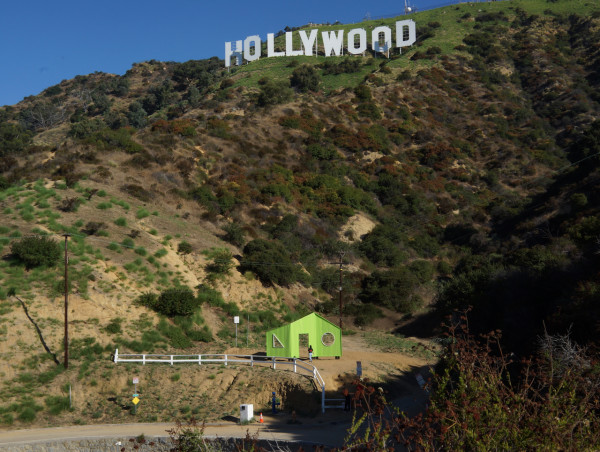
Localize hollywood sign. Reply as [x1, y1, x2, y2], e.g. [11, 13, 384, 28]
[225, 20, 417, 67]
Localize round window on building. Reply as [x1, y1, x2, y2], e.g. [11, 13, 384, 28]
[321, 332, 335, 346]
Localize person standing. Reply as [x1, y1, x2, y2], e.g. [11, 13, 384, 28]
[343, 388, 352, 411]
[308, 345, 313, 362]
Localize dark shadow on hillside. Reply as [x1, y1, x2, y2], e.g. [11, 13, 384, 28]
[393, 309, 444, 339]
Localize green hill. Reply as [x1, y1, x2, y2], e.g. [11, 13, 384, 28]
[1, 0, 600, 447]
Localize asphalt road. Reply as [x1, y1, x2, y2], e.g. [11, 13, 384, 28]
[0, 414, 351, 450]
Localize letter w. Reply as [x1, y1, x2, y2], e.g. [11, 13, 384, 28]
[321, 30, 344, 56]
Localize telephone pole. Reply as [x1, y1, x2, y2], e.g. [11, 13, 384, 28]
[330, 252, 346, 330]
[63, 234, 70, 369]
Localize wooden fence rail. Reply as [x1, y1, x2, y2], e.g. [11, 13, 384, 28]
[113, 349, 327, 413]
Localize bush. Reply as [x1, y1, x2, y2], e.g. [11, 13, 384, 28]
[203, 247, 233, 278]
[222, 222, 245, 248]
[11, 236, 61, 268]
[178, 241, 193, 255]
[45, 396, 70, 415]
[409, 260, 435, 283]
[359, 267, 419, 313]
[393, 320, 600, 450]
[257, 79, 293, 106]
[240, 239, 301, 286]
[290, 64, 321, 92]
[17, 407, 37, 423]
[105, 318, 123, 334]
[0, 123, 33, 157]
[155, 287, 199, 317]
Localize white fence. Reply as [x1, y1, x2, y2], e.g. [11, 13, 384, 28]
[113, 349, 328, 413]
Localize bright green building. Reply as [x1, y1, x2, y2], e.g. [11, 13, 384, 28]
[266, 313, 342, 358]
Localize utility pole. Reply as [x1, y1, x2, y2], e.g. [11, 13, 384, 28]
[63, 234, 70, 369]
[330, 252, 346, 330]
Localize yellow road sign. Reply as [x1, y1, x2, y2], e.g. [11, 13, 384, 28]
[132, 397, 140, 405]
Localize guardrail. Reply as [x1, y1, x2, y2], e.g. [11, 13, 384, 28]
[113, 349, 327, 413]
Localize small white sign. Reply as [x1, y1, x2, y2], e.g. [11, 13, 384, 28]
[132, 377, 139, 384]
[234, 316, 240, 324]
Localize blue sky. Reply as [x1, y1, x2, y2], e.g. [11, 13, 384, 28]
[0, 0, 448, 107]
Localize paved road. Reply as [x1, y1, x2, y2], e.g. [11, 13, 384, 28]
[0, 415, 351, 449]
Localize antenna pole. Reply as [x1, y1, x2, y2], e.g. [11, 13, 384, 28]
[63, 233, 70, 369]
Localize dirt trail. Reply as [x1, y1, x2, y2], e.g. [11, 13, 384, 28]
[311, 334, 432, 391]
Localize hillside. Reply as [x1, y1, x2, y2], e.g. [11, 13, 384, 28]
[1, 0, 600, 445]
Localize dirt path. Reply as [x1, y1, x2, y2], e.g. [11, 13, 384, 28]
[311, 334, 432, 391]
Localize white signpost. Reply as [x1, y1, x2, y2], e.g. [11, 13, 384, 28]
[132, 377, 140, 414]
[225, 20, 417, 67]
[234, 316, 240, 348]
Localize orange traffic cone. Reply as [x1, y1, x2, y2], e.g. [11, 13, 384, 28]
[259, 412, 264, 423]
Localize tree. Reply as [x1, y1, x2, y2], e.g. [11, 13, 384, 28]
[19, 101, 68, 131]
[127, 102, 147, 128]
[240, 239, 300, 286]
[0, 122, 33, 156]
[11, 236, 62, 269]
[290, 64, 321, 92]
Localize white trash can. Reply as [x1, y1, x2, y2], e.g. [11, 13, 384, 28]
[240, 404, 253, 423]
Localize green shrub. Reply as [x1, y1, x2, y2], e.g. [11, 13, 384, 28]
[177, 241, 193, 255]
[136, 208, 150, 219]
[409, 260, 435, 283]
[11, 236, 61, 268]
[121, 237, 135, 248]
[157, 318, 192, 348]
[240, 239, 301, 286]
[257, 79, 293, 106]
[1, 413, 13, 425]
[222, 222, 245, 248]
[345, 303, 384, 326]
[114, 217, 127, 227]
[105, 318, 123, 334]
[203, 248, 233, 278]
[45, 396, 70, 415]
[359, 267, 419, 313]
[186, 327, 213, 342]
[290, 64, 321, 92]
[155, 287, 199, 317]
[153, 248, 167, 258]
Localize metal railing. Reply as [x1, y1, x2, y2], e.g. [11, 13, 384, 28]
[113, 349, 327, 413]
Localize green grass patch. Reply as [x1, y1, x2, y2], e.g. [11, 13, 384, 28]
[136, 208, 150, 219]
[154, 248, 168, 258]
[134, 246, 147, 256]
[45, 396, 71, 415]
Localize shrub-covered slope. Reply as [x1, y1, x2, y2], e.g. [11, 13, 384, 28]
[1, 0, 600, 429]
